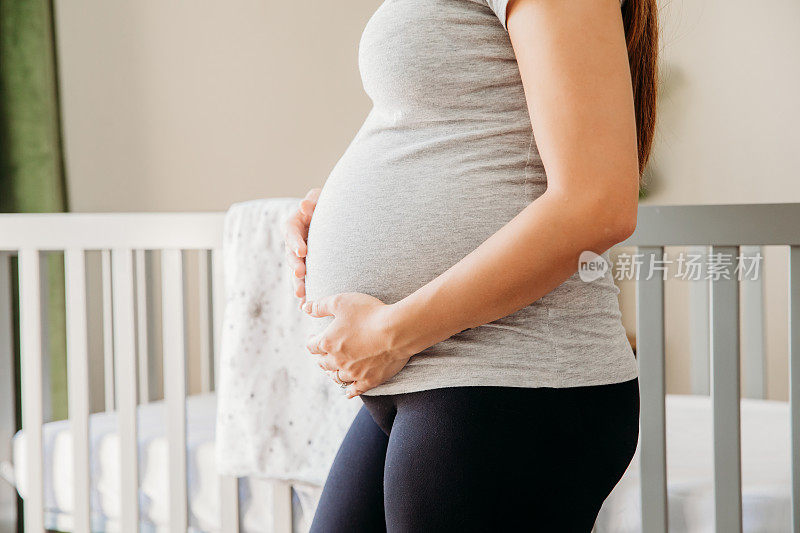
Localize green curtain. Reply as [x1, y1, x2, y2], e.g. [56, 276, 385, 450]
[0, 0, 69, 421]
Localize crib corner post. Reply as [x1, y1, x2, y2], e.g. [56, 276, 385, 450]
[0, 252, 18, 531]
[789, 245, 800, 533]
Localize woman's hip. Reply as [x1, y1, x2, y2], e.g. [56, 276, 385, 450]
[358, 379, 640, 531]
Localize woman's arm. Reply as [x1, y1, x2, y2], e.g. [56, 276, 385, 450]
[305, 0, 640, 397]
[386, 0, 640, 356]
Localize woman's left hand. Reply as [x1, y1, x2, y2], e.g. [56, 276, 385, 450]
[302, 292, 413, 398]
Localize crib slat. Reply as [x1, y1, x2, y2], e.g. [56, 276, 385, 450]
[635, 246, 668, 533]
[111, 249, 140, 533]
[101, 249, 115, 411]
[211, 248, 225, 383]
[789, 245, 800, 533]
[220, 476, 240, 533]
[38, 259, 52, 424]
[213, 248, 242, 532]
[272, 481, 293, 532]
[162, 249, 188, 532]
[740, 246, 765, 399]
[688, 246, 711, 395]
[19, 249, 45, 533]
[709, 245, 742, 533]
[65, 250, 91, 533]
[135, 250, 150, 404]
[198, 250, 213, 393]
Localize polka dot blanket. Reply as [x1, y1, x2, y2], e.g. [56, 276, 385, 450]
[214, 198, 360, 489]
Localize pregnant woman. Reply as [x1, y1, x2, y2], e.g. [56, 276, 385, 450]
[282, 0, 657, 530]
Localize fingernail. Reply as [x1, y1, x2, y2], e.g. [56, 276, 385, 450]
[302, 301, 312, 313]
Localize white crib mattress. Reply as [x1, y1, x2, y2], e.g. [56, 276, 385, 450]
[596, 394, 791, 533]
[10, 393, 790, 532]
[11, 393, 314, 533]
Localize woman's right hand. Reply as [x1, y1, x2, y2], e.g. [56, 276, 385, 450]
[281, 188, 321, 308]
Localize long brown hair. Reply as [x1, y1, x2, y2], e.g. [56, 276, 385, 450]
[622, 0, 659, 177]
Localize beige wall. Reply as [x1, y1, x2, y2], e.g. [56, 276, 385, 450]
[54, 1, 800, 400]
[55, 0, 380, 212]
[643, 0, 800, 205]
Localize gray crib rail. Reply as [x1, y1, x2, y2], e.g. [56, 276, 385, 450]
[622, 203, 800, 533]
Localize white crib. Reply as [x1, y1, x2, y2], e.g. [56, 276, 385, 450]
[0, 213, 293, 533]
[0, 203, 798, 532]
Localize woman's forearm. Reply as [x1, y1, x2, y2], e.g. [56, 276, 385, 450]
[386, 187, 636, 356]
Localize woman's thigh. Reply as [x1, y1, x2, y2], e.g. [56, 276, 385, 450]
[309, 405, 389, 533]
[378, 380, 640, 533]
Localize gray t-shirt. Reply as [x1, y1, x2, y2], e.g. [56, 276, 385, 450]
[305, 0, 638, 395]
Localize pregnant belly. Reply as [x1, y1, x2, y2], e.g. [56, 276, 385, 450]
[305, 180, 448, 305]
[304, 120, 536, 306]
[305, 171, 525, 307]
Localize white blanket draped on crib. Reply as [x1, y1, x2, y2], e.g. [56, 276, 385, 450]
[214, 198, 360, 488]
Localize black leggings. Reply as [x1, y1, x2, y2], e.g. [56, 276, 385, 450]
[310, 378, 639, 532]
